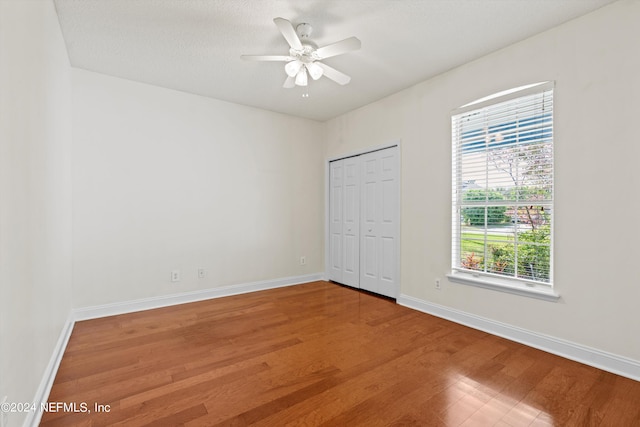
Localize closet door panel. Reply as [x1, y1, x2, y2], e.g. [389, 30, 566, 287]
[341, 157, 360, 287]
[378, 148, 399, 297]
[359, 153, 380, 293]
[359, 147, 399, 297]
[328, 161, 343, 282]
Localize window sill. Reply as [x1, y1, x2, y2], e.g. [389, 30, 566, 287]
[446, 271, 560, 302]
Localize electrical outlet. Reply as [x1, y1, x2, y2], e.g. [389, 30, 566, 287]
[300, 256, 306, 266]
[198, 268, 206, 279]
[171, 270, 180, 282]
[435, 278, 441, 290]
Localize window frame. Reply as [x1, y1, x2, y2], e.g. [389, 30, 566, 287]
[448, 81, 559, 301]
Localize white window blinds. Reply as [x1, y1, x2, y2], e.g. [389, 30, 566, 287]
[452, 82, 554, 286]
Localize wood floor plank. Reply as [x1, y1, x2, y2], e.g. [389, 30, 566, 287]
[40, 281, 640, 426]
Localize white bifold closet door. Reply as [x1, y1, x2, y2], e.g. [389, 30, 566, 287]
[329, 156, 360, 288]
[328, 146, 399, 298]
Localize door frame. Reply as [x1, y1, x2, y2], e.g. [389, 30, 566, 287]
[324, 141, 401, 296]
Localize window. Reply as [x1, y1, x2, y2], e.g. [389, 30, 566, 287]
[450, 82, 556, 299]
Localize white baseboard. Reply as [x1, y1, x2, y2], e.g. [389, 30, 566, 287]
[25, 273, 322, 427]
[24, 311, 75, 427]
[73, 273, 324, 321]
[397, 294, 640, 382]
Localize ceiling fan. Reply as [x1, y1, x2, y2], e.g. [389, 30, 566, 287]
[241, 17, 361, 88]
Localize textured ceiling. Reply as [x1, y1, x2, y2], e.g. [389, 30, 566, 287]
[54, 0, 616, 121]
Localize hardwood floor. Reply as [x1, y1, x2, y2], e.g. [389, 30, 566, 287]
[41, 281, 640, 426]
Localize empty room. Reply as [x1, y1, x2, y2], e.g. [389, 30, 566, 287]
[1, 0, 639, 426]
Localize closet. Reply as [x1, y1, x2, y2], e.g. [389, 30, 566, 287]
[328, 145, 399, 298]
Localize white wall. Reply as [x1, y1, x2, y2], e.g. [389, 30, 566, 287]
[326, 0, 640, 362]
[71, 70, 325, 307]
[0, 1, 73, 426]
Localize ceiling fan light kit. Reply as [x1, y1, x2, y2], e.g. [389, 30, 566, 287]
[241, 17, 361, 89]
[285, 60, 303, 78]
[306, 62, 324, 80]
[295, 68, 308, 86]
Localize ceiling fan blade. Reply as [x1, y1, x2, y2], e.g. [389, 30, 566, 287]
[283, 76, 296, 88]
[273, 17, 302, 50]
[315, 37, 361, 59]
[316, 62, 351, 85]
[241, 55, 292, 61]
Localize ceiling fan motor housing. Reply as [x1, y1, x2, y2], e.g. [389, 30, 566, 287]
[290, 45, 319, 63]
